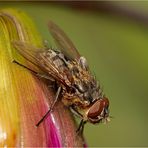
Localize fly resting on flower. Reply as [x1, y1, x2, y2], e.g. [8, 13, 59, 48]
[13, 21, 110, 133]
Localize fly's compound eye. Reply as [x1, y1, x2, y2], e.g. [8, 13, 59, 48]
[87, 97, 109, 123]
[102, 98, 109, 118]
[87, 100, 103, 119]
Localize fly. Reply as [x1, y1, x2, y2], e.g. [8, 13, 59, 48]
[13, 20, 110, 133]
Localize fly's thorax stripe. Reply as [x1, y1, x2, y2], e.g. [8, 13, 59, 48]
[44, 50, 59, 64]
[43, 49, 68, 72]
[48, 50, 57, 59]
[53, 58, 64, 68]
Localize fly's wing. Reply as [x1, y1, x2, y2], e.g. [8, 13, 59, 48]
[13, 41, 44, 67]
[48, 21, 80, 61]
[13, 41, 70, 85]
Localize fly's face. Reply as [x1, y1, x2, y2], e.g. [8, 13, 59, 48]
[86, 97, 109, 123]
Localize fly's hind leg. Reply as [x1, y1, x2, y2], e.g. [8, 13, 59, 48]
[13, 59, 61, 126]
[12, 60, 53, 81]
[35, 86, 62, 127]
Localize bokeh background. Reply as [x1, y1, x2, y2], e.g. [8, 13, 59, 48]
[0, 2, 148, 147]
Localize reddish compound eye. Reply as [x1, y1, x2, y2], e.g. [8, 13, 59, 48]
[102, 97, 109, 107]
[87, 97, 109, 119]
[87, 100, 103, 119]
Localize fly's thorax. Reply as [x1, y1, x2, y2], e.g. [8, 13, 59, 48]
[71, 66, 103, 103]
[44, 49, 67, 70]
[40, 49, 74, 86]
[78, 56, 89, 70]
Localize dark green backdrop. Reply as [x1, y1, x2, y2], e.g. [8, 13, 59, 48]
[1, 2, 148, 147]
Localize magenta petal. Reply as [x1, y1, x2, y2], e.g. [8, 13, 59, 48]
[45, 116, 62, 147]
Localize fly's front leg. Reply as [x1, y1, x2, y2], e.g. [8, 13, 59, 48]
[70, 106, 87, 134]
[70, 106, 83, 118]
[35, 86, 62, 127]
[76, 119, 86, 135]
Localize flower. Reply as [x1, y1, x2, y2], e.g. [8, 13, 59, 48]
[0, 9, 85, 147]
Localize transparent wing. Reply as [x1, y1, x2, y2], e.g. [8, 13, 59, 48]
[12, 41, 68, 85]
[48, 20, 80, 60]
[13, 41, 44, 66]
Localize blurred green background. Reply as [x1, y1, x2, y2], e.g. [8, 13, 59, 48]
[1, 2, 148, 147]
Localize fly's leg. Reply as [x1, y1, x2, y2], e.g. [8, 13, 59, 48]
[76, 119, 86, 134]
[70, 106, 87, 134]
[13, 59, 60, 126]
[70, 106, 83, 118]
[12, 60, 53, 81]
[35, 86, 62, 127]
